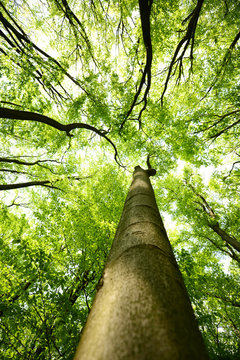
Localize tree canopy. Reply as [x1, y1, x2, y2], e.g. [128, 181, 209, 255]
[0, 0, 239, 358]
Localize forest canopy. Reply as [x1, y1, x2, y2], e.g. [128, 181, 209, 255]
[0, 0, 240, 359]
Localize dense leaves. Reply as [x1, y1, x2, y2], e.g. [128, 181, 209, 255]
[0, 0, 240, 358]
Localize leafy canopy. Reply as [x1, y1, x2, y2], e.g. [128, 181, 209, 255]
[0, 0, 240, 358]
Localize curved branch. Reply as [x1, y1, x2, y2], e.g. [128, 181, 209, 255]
[0, 107, 122, 166]
[53, 0, 97, 65]
[224, 160, 240, 179]
[0, 157, 60, 166]
[195, 109, 240, 134]
[0, 5, 90, 97]
[161, 0, 204, 104]
[210, 117, 240, 140]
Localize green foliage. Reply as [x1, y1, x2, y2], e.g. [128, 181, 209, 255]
[0, 162, 127, 359]
[0, 0, 240, 358]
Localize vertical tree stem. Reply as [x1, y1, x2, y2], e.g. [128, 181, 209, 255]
[74, 166, 208, 359]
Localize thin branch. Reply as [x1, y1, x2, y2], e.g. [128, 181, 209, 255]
[187, 182, 216, 218]
[194, 109, 240, 134]
[161, 0, 204, 104]
[84, 289, 91, 313]
[210, 117, 240, 140]
[0, 100, 22, 107]
[223, 0, 229, 16]
[206, 292, 240, 308]
[0, 168, 40, 177]
[187, 182, 240, 253]
[224, 160, 240, 179]
[7, 199, 30, 208]
[201, 29, 240, 100]
[202, 235, 240, 263]
[0, 173, 92, 191]
[0, 5, 91, 97]
[53, 0, 97, 65]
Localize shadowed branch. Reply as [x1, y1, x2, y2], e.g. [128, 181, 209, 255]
[0, 107, 122, 166]
[161, 0, 204, 104]
[121, 0, 153, 128]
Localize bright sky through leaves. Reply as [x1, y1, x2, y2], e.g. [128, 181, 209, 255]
[0, 0, 240, 358]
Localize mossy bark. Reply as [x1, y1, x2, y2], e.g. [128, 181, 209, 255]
[74, 166, 209, 360]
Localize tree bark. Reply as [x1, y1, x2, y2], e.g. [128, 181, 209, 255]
[74, 166, 208, 360]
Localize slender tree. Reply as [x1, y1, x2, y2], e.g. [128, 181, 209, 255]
[74, 164, 208, 360]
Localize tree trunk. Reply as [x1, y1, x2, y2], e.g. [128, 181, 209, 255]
[74, 166, 208, 360]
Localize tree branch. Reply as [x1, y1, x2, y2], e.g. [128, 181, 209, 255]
[188, 183, 216, 218]
[53, 0, 97, 65]
[206, 292, 240, 308]
[201, 235, 240, 263]
[187, 182, 240, 253]
[201, 29, 240, 100]
[0, 107, 122, 166]
[209, 117, 240, 140]
[121, 0, 153, 128]
[0, 180, 54, 191]
[208, 222, 240, 253]
[0, 4, 91, 97]
[0, 157, 60, 166]
[195, 109, 240, 134]
[224, 160, 240, 179]
[161, 0, 204, 104]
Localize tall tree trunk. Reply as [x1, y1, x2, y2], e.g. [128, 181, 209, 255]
[74, 166, 208, 359]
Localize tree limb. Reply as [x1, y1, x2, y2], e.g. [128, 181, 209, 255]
[0, 157, 60, 166]
[0, 107, 122, 166]
[0, 180, 54, 191]
[187, 182, 240, 253]
[206, 292, 240, 308]
[161, 0, 204, 104]
[210, 117, 240, 140]
[188, 183, 216, 218]
[0, 4, 91, 97]
[195, 109, 240, 134]
[201, 29, 240, 100]
[53, 0, 97, 65]
[208, 222, 240, 253]
[121, 0, 153, 128]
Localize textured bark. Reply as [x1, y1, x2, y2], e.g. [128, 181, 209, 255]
[74, 166, 208, 360]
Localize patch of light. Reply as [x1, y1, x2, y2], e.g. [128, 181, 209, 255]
[199, 165, 215, 185]
[220, 256, 231, 274]
[176, 160, 215, 186]
[176, 159, 185, 175]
